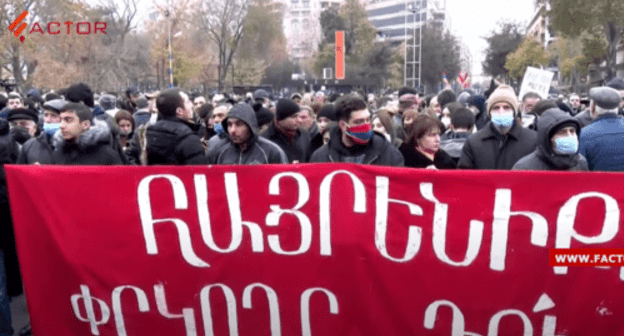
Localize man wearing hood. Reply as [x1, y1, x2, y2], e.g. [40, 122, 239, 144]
[512, 108, 588, 170]
[458, 85, 537, 170]
[261, 99, 311, 163]
[52, 103, 123, 165]
[310, 95, 404, 166]
[206, 104, 287, 164]
[578, 87, 624, 171]
[100, 94, 119, 118]
[17, 99, 65, 164]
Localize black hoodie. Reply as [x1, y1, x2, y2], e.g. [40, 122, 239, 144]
[512, 108, 588, 171]
[310, 125, 404, 166]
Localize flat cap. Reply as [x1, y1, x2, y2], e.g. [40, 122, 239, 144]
[253, 89, 269, 100]
[42, 99, 66, 113]
[607, 77, 624, 91]
[590, 87, 622, 110]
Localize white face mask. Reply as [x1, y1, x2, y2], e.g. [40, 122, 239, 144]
[441, 117, 451, 128]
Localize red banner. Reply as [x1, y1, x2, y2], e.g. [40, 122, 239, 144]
[5, 164, 624, 336]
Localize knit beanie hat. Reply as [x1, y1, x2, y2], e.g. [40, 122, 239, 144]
[487, 85, 518, 116]
[276, 98, 300, 120]
[317, 103, 337, 121]
[256, 107, 274, 127]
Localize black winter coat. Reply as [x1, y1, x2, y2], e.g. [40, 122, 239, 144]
[260, 121, 311, 163]
[458, 121, 537, 170]
[146, 116, 208, 165]
[399, 143, 456, 169]
[310, 126, 404, 166]
[51, 121, 124, 165]
[16, 132, 55, 164]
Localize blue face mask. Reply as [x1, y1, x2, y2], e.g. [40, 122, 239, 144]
[491, 114, 514, 128]
[43, 123, 60, 137]
[214, 122, 225, 135]
[553, 136, 578, 155]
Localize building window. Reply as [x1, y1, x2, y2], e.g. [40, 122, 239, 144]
[292, 19, 300, 33]
[302, 0, 309, 7]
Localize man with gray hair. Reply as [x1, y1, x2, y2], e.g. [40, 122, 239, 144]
[578, 86, 624, 171]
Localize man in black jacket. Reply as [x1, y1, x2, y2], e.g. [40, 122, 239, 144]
[260, 99, 311, 163]
[146, 88, 207, 165]
[310, 95, 404, 166]
[17, 99, 65, 164]
[206, 103, 287, 164]
[52, 103, 124, 165]
[458, 85, 537, 170]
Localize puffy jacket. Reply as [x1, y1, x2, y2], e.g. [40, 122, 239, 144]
[458, 121, 537, 170]
[260, 121, 311, 163]
[310, 125, 404, 166]
[513, 108, 589, 171]
[16, 132, 55, 164]
[51, 119, 124, 165]
[146, 116, 208, 165]
[206, 104, 287, 164]
[133, 109, 151, 129]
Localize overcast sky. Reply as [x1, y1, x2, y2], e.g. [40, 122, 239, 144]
[96, 0, 539, 78]
[446, 0, 538, 76]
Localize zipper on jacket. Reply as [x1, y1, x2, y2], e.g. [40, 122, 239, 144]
[366, 155, 379, 164]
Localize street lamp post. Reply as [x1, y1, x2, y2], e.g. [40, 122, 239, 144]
[404, 1, 422, 90]
[166, 0, 173, 88]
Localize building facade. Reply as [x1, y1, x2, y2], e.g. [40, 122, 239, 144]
[279, 0, 343, 64]
[365, 0, 449, 43]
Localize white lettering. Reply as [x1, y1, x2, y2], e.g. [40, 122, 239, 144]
[374, 176, 423, 262]
[71, 285, 111, 336]
[112, 285, 149, 336]
[487, 309, 533, 336]
[421, 183, 483, 266]
[423, 300, 476, 336]
[154, 284, 197, 336]
[319, 171, 366, 256]
[490, 189, 548, 271]
[242, 283, 281, 336]
[137, 175, 209, 267]
[200, 284, 239, 336]
[266, 173, 312, 255]
[224, 173, 264, 252]
[554, 192, 620, 277]
[300, 288, 338, 336]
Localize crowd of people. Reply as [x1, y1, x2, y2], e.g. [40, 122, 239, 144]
[0, 77, 623, 334]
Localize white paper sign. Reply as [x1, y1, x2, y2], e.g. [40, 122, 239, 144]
[518, 67, 555, 100]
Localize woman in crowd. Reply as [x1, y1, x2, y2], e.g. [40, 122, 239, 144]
[114, 110, 134, 153]
[372, 110, 402, 148]
[399, 113, 456, 169]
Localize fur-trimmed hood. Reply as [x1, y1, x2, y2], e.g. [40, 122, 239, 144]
[54, 118, 113, 151]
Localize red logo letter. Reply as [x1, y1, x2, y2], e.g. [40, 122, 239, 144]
[77, 22, 90, 35]
[94, 22, 107, 35]
[64, 21, 73, 34]
[29, 22, 44, 35]
[47, 22, 60, 35]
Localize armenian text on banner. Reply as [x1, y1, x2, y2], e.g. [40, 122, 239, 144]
[5, 164, 624, 336]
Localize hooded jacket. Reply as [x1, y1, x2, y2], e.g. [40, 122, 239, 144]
[310, 125, 404, 166]
[51, 118, 124, 165]
[260, 121, 311, 163]
[439, 131, 471, 164]
[206, 105, 287, 164]
[512, 108, 588, 171]
[468, 94, 490, 130]
[146, 115, 208, 165]
[458, 121, 537, 170]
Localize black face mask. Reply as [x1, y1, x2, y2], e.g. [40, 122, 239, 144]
[10, 127, 32, 144]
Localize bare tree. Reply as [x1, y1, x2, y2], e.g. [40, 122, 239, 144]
[197, 0, 251, 91]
